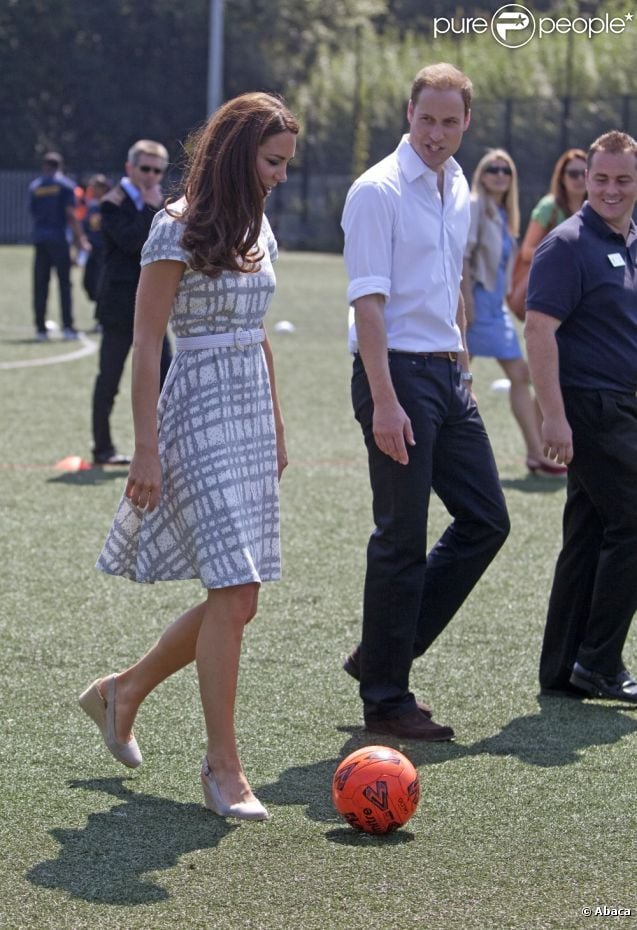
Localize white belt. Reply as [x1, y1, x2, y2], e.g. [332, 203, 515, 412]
[174, 327, 265, 352]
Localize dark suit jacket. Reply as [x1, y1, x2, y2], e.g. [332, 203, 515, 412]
[97, 185, 159, 328]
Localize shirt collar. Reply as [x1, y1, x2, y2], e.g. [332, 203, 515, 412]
[580, 200, 636, 244]
[120, 176, 144, 211]
[397, 134, 462, 187]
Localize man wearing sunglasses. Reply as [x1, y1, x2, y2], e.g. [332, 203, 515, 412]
[91, 139, 172, 466]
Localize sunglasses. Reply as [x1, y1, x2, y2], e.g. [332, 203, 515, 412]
[483, 165, 512, 176]
[138, 165, 164, 175]
[564, 168, 585, 179]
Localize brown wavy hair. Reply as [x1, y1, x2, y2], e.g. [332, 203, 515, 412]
[167, 92, 299, 277]
[549, 147, 587, 217]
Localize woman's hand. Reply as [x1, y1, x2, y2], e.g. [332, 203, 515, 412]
[276, 424, 288, 481]
[125, 447, 163, 512]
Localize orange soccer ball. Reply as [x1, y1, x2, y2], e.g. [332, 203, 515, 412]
[332, 745, 420, 834]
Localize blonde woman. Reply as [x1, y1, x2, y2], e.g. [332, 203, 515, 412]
[462, 149, 566, 476]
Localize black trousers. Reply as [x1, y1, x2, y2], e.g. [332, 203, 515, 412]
[539, 388, 637, 687]
[92, 324, 172, 461]
[83, 247, 104, 304]
[352, 353, 510, 720]
[33, 240, 73, 331]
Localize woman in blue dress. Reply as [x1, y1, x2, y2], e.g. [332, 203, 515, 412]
[462, 149, 566, 477]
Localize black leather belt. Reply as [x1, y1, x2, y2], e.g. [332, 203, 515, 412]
[388, 349, 459, 362]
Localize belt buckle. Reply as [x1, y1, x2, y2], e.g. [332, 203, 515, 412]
[234, 327, 247, 351]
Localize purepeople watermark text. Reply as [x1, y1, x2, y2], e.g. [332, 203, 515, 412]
[433, 4, 633, 49]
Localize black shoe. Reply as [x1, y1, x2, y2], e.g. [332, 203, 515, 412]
[343, 647, 433, 718]
[365, 706, 454, 742]
[570, 662, 637, 704]
[93, 453, 132, 466]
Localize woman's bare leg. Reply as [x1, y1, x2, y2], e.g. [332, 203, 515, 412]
[498, 357, 546, 461]
[96, 601, 206, 742]
[196, 583, 260, 806]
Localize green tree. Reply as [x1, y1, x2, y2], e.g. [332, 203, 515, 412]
[0, 0, 209, 172]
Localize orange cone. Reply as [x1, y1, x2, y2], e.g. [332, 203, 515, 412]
[54, 455, 93, 472]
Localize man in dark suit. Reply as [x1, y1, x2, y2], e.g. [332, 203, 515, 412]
[91, 140, 172, 466]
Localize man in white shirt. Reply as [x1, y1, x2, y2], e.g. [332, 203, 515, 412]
[341, 63, 510, 740]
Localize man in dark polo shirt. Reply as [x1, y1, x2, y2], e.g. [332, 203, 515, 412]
[525, 130, 637, 703]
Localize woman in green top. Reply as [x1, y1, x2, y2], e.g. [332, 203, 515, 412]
[519, 148, 587, 262]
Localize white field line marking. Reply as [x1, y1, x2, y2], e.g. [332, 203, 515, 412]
[0, 332, 98, 369]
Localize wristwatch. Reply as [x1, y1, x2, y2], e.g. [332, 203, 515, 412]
[461, 371, 473, 384]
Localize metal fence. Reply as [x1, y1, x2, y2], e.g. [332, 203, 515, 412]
[0, 171, 33, 244]
[2, 95, 635, 251]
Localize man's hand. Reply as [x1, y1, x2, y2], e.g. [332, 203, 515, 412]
[142, 184, 164, 209]
[372, 399, 415, 465]
[541, 414, 573, 465]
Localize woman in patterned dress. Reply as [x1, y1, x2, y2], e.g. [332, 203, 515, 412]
[79, 93, 299, 821]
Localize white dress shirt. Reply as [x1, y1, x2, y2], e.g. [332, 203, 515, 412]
[341, 135, 470, 354]
[120, 176, 145, 211]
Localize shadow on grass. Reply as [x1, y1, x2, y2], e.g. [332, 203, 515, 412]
[257, 730, 418, 842]
[4, 337, 58, 346]
[258, 701, 637, 832]
[464, 696, 637, 766]
[27, 776, 237, 905]
[325, 827, 415, 846]
[500, 476, 567, 494]
[346, 699, 637, 770]
[257, 731, 367, 826]
[256, 728, 460, 830]
[47, 469, 128, 486]
[357, 699, 637, 770]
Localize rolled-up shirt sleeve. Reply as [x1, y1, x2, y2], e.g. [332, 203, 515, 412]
[342, 181, 394, 304]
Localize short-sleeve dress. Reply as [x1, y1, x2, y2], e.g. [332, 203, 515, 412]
[96, 204, 281, 589]
[467, 206, 521, 360]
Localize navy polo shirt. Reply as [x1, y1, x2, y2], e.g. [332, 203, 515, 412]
[28, 173, 76, 244]
[527, 202, 637, 393]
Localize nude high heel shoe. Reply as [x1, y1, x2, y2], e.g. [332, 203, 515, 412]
[200, 757, 269, 821]
[78, 675, 142, 769]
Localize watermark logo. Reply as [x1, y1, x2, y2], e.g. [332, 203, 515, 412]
[432, 7, 633, 45]
[491, 4, 536, 48]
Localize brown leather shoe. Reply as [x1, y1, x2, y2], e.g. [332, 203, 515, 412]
[343, 647, 434, 719]
[365, 706, 454, 741]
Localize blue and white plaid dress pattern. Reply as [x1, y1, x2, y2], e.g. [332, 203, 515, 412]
[96, 206, 281, 589]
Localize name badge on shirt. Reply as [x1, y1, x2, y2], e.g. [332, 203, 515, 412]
[608, 252, 625, 267]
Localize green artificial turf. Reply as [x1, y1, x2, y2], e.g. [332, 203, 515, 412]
[0, 246, 635, 930]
